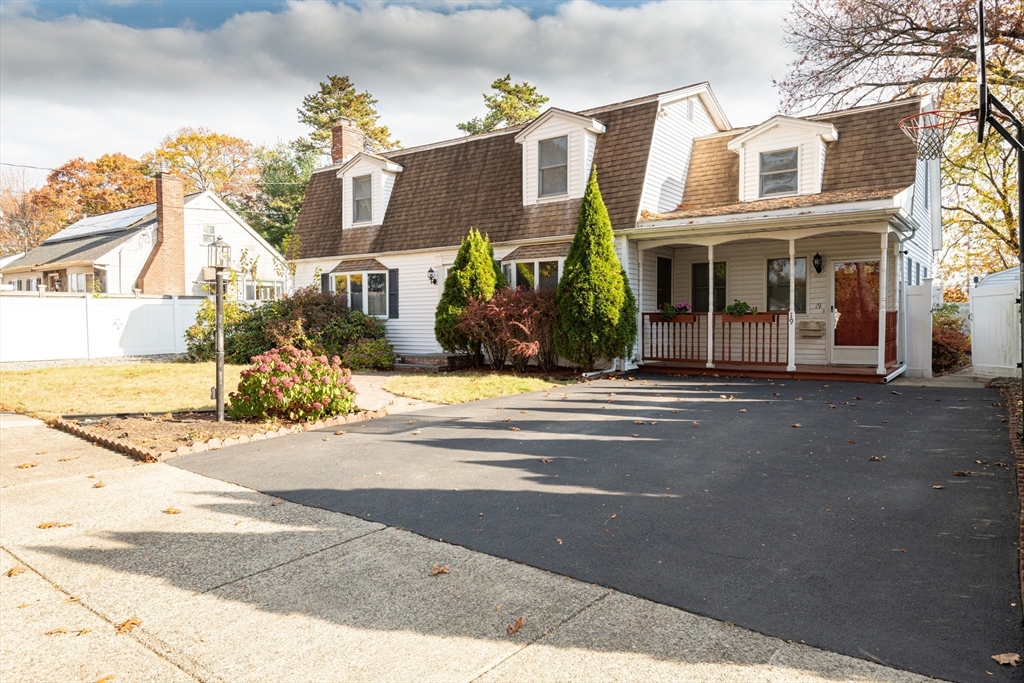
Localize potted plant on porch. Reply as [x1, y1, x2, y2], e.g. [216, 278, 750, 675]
[659, 301, 694, 322]
[722, 300, 774, 323]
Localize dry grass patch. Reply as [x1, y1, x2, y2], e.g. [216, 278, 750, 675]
[381, 372, 570, 404]
[0, 363, 246, 420]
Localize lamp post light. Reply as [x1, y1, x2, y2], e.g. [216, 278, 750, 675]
[208, 237, 231, 422]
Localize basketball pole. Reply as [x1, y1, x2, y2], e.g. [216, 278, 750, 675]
[977, 0, 1024, 434]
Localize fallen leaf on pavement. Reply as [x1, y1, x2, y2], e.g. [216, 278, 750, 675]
[16, 462, 38, 469]
[38, 522, 71, 529]
[976, 460, 988, 464]
[509, 426, 520, 431]
[92, 481, 105, 489]
[633, 420, 645, 425]
[932, 482, 945, 489]
[631, 434, 639, 438]
[992, 653, 1021, 666]
[116, 617, 141, 635]
[554, 538, 563, 544]
[4, 565, 28, 577]
[890, 391, 902, 395]
[429, 563, 450, 576]
[854, 396, 862, 400]
[45, 628, 68, 636]
[792, 423, 802, 428]
[503, 418, 512, 422]
[334, 430, 346, 435]
[848, 440, 856, 444]
[953, 471, 971, 477]
[406, 419, 416, 424]
[541, 458, 553, 463]
[739, 409, 747, 413]
[16, 603, 30, 609]
[869, 456, 882, 461]
[507, 617, 525, 635]
[94, 676, 115, 683]
[996, 462, 1009, 467]
[692, 421, 700, 428]
[164, 507, 181, 514]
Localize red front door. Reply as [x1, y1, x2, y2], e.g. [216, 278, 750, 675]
[833, 260, 880, 347]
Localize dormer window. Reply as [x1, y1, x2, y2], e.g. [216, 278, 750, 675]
[352, 174, 372, 223]
[538, 136, 568, 197]
[759, 149, 799, 197]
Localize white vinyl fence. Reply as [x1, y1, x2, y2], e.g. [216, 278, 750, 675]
[905, 281, 933, 378]
[970, 282, 1021, 377]
[0, 293, 205, 363]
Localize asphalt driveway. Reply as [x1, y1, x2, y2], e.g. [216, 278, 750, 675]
[174, 375, 1023, 682]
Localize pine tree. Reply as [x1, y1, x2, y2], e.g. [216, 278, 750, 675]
[435, 227, 498, 357]
[554, 166, 625, 371]
[489, 241, 508, 290]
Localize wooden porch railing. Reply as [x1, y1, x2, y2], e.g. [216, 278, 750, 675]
[884, 310, 898, 366]
[641, 312, 788, 366]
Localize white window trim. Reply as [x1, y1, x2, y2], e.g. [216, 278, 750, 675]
[352, 174, 373, 225]
[201, 225, 217, 245]
[537, 136, 569, 199]
[758, 147, 800, 199]
[506, 258, 564, 291]
[332, 271, 389, 318]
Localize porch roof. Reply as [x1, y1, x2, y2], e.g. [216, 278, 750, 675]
[501, 242, 572, 261]
[646, 185, 908, 221]
[330, 258, 388, 273]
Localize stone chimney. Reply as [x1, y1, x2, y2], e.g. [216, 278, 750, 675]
[332, 117, 365, 164]
[137, 172, 186, 295]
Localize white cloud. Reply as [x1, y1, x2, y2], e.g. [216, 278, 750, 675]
[0, 0, 793, 174]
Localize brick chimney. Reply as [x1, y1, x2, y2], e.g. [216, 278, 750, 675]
[332, 117, 365, 164]
[137, 172, 186, 295]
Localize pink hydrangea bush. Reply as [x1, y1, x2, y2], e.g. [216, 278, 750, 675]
[228, 346, 357, 421]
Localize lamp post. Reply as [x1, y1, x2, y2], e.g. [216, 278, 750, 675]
[208, 237, 231, 422]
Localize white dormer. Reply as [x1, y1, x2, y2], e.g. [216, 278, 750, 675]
[336, 153, 403, 229]
[515, 109, 606, 206]
[726, 117, 838, 202]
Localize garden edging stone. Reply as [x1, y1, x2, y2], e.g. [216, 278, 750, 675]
[52, 408, 388, 463]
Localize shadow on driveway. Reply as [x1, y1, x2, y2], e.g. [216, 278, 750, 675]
[173, 376, 1024, 682]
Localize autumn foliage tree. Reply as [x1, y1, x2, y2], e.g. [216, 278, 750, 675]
[147, 127, 258, 203]
[456, 288, 542, 371]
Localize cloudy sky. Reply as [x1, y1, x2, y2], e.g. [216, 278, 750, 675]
[0, 0, 794, 183]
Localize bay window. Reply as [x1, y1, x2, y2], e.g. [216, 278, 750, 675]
[511, 260, 561, 291]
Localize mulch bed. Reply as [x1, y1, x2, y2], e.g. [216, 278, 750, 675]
[988, 377, 1024, 618]
[55, 408, 386, 461]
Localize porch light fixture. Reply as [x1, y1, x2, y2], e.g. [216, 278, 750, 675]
[428, 267, 437, 285]
[812, 252, 823, 274]
[207, 237, 231, 423]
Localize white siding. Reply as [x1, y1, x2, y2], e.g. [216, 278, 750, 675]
[95, 227, 155, 294]
[737, 126, 824, 202]
[520, 117, 589, 206]
[906, 156, 940, 274]
[642, 234, 898, 365]
[293, 258, 342, 291]
[639, 97, 718, 215]
[182, 194, 287, 297]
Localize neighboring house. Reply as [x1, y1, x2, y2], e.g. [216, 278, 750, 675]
[0, 174, 288, 299]
[293, 84, 939, 379]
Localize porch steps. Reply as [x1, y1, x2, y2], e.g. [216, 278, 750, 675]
[393, 354, 449, 373]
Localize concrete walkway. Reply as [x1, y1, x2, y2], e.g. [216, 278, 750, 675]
[1, 422, 933, 682]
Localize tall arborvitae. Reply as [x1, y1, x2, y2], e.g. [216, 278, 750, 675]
[434, 227, 498, 356]
[554, 166, 626, 371]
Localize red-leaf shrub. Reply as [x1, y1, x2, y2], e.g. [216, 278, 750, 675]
[932, 304, 971, 372]
[228, 346, 357, 421]
[456, 288, 543, 371]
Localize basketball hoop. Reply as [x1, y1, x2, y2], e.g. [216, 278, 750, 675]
[898, 110, 978, 160]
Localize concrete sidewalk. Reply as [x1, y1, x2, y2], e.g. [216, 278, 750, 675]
[0, 424, 931, 682]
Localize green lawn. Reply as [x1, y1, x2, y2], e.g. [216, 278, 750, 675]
[0, 363, 245, 420]
[381, 372, 570, 404]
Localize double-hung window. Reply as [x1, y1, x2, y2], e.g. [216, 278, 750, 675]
[692, 262, 726, 313]
[366, 272, 386, 316]
[538, 136, 568, 197]
[352, 175, 372, 224]
[759, 148, 798, 197]
[766, 257, 807, 312]
[202, 225, 216, 244]
[334, 272, 384, 315]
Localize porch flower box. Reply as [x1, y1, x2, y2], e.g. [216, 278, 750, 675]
[720, 312, 776, 323]
[658, 313, 698, 323]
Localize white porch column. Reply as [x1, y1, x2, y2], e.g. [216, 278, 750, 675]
[787, 239, 797, 371]
[706, 244, 715, 368]
[877, 232, 889, 375]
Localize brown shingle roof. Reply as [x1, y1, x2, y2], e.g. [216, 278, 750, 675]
[500, 242, 572, 261]
[330, 258, 387, 273]
[670, 99, 922, 218]
[294, 100, 658, 259]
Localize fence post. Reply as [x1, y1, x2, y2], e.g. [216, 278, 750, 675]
[171, 295, 182, 353]
[83, 293, 93, 359]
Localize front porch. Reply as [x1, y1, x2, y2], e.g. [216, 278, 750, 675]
[627, 223, 908, 381]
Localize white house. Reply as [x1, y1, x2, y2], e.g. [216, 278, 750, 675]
[292, 84, 940, 381]
[1, 174, 289, 300]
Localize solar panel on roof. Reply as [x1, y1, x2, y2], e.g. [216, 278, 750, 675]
[44, 203, 155, 243]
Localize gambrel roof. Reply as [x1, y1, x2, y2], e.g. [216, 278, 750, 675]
[295, 98, 662, 259]
[660, 99, 922, 220]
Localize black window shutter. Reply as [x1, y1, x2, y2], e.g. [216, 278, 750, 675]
[321, 273, 331, 293]
[388, 269, 399, 319]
